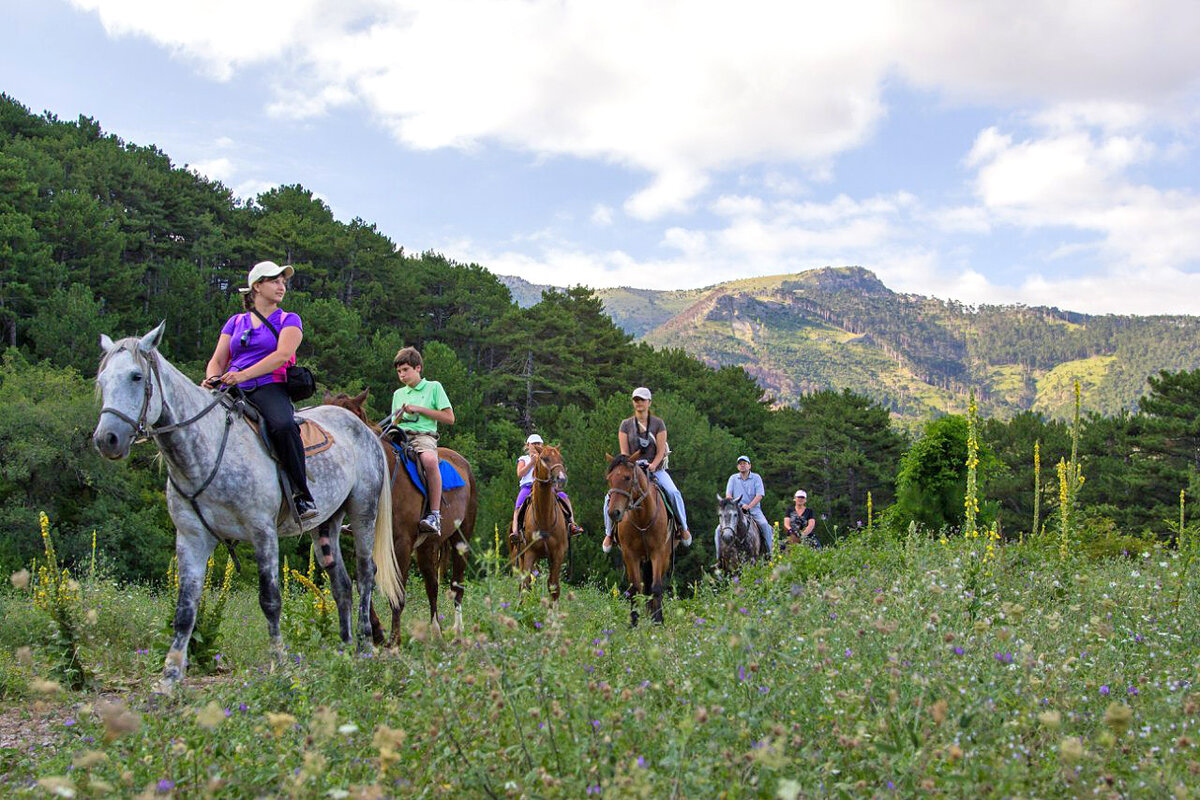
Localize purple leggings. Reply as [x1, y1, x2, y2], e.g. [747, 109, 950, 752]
[515, 484, 569, 509]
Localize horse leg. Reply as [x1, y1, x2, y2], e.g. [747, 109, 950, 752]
[250, 529, 285, 664]
[623, 552, 642, 628]
[547, 544, 563, 604]
[449, 529, 467, 634]
[387, 528, 413, 648]
[649, 554, 666, 625]
[314, 515, 353, 645]
[159, 530, 216, 692]
[416, 538, 442, 637]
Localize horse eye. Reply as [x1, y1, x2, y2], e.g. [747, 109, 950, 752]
[131, 373, 143, 382]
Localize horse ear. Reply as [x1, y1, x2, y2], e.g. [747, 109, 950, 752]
[99, 334, 115, 353]
[629, 449, 642, 461]
[605, 453, 613, 461]
[322, 389, 333, 403]
[137, 321, 166, 354]
[716, 492, 723, 502]
[354, 388, 369, 405]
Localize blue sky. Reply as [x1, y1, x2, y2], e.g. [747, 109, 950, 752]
[5, 0, 1200, 314]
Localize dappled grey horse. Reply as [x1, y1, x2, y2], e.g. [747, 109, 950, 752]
[92, 323, 403, 691]
[715, 494, 761, 573]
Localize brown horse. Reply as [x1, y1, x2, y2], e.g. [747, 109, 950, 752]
[605, 452, 674, 626]
[323, 390, 478, 644]
[513, 444, 570, 601]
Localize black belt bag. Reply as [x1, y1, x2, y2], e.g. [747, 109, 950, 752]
[251, 310, 316, 402]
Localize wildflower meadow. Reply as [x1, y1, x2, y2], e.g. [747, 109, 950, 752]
[1, 512, 1198, 799]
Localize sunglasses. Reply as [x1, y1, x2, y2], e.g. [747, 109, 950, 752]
[240, 328, 252, 348]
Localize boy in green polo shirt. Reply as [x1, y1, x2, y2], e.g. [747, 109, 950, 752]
[391, 346, 455, 533]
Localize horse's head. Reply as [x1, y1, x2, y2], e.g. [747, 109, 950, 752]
[716, 495, 742, 544]
[322, 388, 374, 429]
[93, 323, 167, 460]
[534, 444, 567, 490]
[604, 451, 645, 523]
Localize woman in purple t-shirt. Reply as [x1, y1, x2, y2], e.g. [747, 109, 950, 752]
[202, 261, 316, 520]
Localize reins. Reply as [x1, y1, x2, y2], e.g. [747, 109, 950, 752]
[99, 346, 244, 569]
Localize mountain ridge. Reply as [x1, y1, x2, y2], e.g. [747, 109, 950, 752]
[498, 268, 1200, 420]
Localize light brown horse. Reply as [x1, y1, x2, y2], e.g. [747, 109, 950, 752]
[513, 444, 570, 601]
[605, 452, 674, 626]
[323, 390, 478, 644]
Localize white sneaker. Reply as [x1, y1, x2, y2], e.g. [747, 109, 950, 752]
[419, 511, 441, 533]
[680, 529, 693, 547]
[601, 534, 613, 554]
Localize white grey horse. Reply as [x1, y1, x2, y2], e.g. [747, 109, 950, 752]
[91, 323, 403, 691]
[715, 494, 761, 573]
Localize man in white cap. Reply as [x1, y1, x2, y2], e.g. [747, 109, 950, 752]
[719, 455, 772, 555]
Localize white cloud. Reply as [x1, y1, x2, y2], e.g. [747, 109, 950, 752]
[590, 204, 613, 226]
[966, 126, 1200, 272]
[189, 157, 234, 183]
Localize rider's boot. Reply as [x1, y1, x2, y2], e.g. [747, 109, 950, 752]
[679, 528, 693, 547]
[602, 533, 614, 554]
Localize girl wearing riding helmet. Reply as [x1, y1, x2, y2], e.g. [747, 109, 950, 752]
[510, 433, 583, 544]
[202, 261, 317, 521]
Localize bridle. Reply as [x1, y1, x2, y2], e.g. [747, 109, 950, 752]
[606, 460, 661, 533]
[98, 344, 243, 562]
[717, 501, 751, 553]
[99, 346, 228, 441]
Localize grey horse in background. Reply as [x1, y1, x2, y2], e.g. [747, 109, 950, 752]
[715, 494, 761, 574]
[91, 323, 403, 691]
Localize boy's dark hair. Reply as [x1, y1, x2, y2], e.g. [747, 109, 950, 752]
[393, 347, 423, 369]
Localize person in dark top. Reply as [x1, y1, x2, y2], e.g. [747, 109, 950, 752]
[783, 489, 817, 548]
[602, 386, 692, 552]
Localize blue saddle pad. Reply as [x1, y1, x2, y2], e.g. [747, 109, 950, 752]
[389, 440, 466, 496]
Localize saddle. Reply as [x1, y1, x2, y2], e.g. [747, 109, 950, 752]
[514, 494, 573, 537]
[236, 399, 334, 525]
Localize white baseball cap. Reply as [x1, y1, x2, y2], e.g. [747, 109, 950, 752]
[525, 434, 544, 444]
[631, 387, 652, 400]
[794, 490, 807, 498]
[239, 260, 294, 294]
[737, 455, 751, 464]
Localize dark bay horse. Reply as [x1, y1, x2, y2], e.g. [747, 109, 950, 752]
[605, 452, 674, 626]
[514, 444, 569, 602]
[715, 495, 761, 574]
[323, 390, 478, 643]
[92, 326, 403, 690]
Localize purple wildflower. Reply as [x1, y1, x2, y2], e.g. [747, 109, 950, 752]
[1100, 685, 1110, 695]
[157, 779, 175, 793]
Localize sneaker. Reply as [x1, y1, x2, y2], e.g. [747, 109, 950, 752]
[296, 497, 319, 521]
[419, 511, 441, 533]
[680, 529, 693, 547]
[601, 534, 613, 554]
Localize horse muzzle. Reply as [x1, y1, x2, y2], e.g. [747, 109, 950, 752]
[92, 420, 133, 460]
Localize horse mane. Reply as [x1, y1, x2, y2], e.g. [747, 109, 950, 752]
[606, 453, 635, 475]
[323, 391, 379, 432]
[96, 337, 146, 376]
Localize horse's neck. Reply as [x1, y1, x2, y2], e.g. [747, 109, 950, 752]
[630, 470, 660, 523]
[153, 356, 236, 471]
[529, 472, 557, 526]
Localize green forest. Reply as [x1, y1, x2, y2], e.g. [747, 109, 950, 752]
[2, 93, 1197, 589]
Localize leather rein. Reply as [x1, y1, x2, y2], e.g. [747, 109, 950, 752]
[606, 461, 662, 534]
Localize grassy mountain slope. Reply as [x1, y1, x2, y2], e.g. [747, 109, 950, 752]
[501, 267, 1200, 420]
[638, 267, 1200, 420]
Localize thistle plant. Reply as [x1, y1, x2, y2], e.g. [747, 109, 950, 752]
[963, 391, 980, 539]
[33, 512, 93, 690]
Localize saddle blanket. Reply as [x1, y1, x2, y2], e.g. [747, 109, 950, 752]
[388, 440, 466, 496]
[245, 416, 335, 458]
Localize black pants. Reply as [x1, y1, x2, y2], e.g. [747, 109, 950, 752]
[245, 383, 311, 502]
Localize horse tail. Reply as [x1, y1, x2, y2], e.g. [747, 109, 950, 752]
[372, 445, 404, 610]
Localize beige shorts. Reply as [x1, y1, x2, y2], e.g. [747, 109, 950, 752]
[406, 433, 439, 454]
